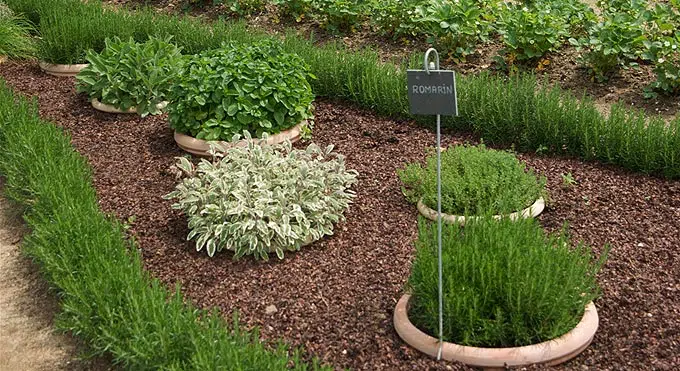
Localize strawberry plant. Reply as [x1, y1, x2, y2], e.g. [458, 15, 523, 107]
[308, 0, 365, 35]
[642, 33, 680, 96]
[569, 11, 646, 82]
[164, 134, 358, 259]
[414, 0, 493, 60]
[368, 0, 424, 39]
[496, 3, 569, 64]
[271, 0, 312, 23]
[76, 37, 184, 116]
[168, 40, 315, 141]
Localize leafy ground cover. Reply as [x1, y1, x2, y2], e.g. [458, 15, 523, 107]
[2, 60, 678, 370]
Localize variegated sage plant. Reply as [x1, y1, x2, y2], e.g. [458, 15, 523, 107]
[163, 132, 358, 260]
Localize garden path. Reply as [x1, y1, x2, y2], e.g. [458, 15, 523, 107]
[0, 192, 103, 371]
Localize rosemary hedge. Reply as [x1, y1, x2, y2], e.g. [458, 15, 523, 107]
[0, 79, 327, 370]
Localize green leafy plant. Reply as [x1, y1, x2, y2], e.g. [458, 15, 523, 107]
[496, 3, 569, 64]
[569, 10, 647, 81]
[0, 1, 13, 18]
[168, 40, 315, 141]
[76, 36, 184, 117]
[368, 0, 424, 39]
[217, 0, 266, 17]
[642, 33, 680, 96]
[0, 8, 35, 59]
[408, 216, 607, 347]
[398, 145, 546, 216]
[272, 0, 312, 23]
[414, 0, 492, 60]
[163, 133, 358, 259]
[561, 172, 577, 188]
[308, 0, 364, 35]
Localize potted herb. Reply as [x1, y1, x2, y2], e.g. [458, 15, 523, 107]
[398, 144, 546, 224]
[0, 2, 36, 64]
[163, 132, 357, 260]
[394, 217, 607, 368]
[168, 40, 316, 156]
[76, 36, 183, 116]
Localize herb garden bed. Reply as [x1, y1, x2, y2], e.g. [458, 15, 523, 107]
[1, 61, 679, 370]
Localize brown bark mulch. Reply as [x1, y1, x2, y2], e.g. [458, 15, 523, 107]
[1, 61, 679, 371]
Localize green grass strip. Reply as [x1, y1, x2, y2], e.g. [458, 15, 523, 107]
[0, 79, 327, 370]
[5, 0, 680, 178]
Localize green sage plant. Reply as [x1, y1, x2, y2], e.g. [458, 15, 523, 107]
[0, 8, 35, 60]
[398, 144, 545, 216]
[76, 36, 184, 116]
[408, 216, 607, 347]
[168, 40, 315, 141]
[164, 133, 358, 259]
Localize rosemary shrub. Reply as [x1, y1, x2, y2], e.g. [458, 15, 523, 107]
[408, 216, 607, 347]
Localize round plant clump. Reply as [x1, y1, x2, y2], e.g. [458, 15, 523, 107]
[163, 132, 357, 260]
[76, 36, 183, 117]
[167, 40, 315, 141]
[407, 216, 606, 348]
[398, 144, 545, 216]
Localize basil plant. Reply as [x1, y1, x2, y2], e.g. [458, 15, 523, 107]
[164, 132, 358, 260]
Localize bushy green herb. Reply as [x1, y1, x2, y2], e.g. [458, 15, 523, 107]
[642, 33, 680, 96]
[0, 1, 13, 18]
[0, 79, 330, 370]
[0, 9, 35, 59]
[398, 145, 545, 215]
[368, 0, 424, 39]
[308, 0, 364, 35]
[219, 0, 266, 17]
[414, 0, 491, 60]
[569, 11, 646, 81]
[272, 0, 312, 23]
[168, 40, 315, 141]
[496, 3, 569, 63]
[408, 217, 606, 347]
[76, 37, 183, 116]
[164, 133, 357, 259]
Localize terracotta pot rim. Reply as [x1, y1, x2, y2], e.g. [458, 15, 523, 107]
[38, 61, 89, 77]
[91, 98, 168, 114]
[417, 197, 545, 225]
[174, 121, 306, 157]
[393, 293, 598, 368]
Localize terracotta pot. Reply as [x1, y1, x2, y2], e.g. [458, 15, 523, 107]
[38, 61, 89, 77]
[91, 98, 168, 114]
[393, 294, 598, 369]
[417, 197, 545, 225]
[174, 122, 304, 157]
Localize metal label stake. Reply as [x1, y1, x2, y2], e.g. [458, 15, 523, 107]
[407, 48, 458, 361]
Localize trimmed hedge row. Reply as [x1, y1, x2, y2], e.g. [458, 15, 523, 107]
[0, 79, 327, 370]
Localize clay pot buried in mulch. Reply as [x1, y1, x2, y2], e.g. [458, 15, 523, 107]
[393, 294, 599, 370]
[38, 61, 89, 77]
[417, 197, 545, 225]
[174, 122, 305, 157]
[91, 98, 168, 115]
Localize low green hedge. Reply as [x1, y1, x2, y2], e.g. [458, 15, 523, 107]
[0, 79, 327, 370]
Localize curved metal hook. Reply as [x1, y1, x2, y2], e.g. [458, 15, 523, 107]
[424, 48, 440, 74]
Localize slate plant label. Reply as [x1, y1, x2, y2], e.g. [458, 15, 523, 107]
[407, 70, 458, 116]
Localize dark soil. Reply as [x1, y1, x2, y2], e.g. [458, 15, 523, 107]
[102, 0, 680, 120]
[1, 61, 679, 370]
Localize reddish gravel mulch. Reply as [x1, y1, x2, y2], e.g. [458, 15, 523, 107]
[1, 61, 679, 371]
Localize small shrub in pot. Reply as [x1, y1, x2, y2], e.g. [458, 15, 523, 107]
[408, 216, 607, 347]
[76, 36, 183, 117]
[398, 144, 545, 216]
[167, 40, 315, 141]
[163, 132, 357, 260]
